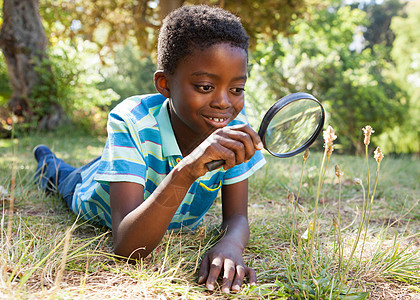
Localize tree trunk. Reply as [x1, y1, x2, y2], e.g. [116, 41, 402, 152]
[0, 0, 46, 117]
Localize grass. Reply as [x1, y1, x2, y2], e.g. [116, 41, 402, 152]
[1, 127, 419, 299]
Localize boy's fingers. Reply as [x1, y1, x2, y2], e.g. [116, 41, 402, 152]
[228, 131, 255, 162]
[245, 267, 257, 286]
[230, 124, 263, 150]
[217, 136, 247, 165]
[206, 256, 223, 290]
[215, 128, 259, 163]
[231, 265, 246, 291]
[201, 124, 263, 170]
[197, 256, 209, 284]
[221, 259, 236, 293]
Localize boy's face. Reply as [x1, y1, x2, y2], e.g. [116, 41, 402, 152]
[166, 43, 248, 144]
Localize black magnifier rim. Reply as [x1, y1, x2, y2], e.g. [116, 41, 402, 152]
[257, 92, 325, 158]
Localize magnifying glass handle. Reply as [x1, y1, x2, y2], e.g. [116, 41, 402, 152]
[206, 159, 225, 171]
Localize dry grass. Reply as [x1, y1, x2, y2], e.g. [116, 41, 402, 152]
[1, 130, 419, 299]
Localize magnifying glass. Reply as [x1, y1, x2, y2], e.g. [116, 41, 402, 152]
[206, 92, 325, 171]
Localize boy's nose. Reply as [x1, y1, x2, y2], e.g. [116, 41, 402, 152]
[210, 91, 231, 109]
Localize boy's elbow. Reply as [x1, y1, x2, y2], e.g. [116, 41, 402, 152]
[113, 243, 151, 260]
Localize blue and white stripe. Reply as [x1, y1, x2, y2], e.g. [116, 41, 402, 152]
[71, 93, 266, 229]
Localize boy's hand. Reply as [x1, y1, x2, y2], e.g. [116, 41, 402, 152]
[197, 239, 257, 293]
[184, 124, 263, 178]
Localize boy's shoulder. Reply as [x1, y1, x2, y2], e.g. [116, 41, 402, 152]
[110, 93, 166, 120]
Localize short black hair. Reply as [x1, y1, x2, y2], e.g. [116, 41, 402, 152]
[157, 5, 249, 74]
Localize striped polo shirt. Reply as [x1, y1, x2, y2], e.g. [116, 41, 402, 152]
[71, 94, 266, 230]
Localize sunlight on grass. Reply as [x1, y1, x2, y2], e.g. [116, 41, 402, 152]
[0, 139, 13, 148]
[1, 127, 419, 299]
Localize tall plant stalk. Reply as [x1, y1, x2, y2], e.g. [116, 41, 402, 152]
[290, 149, 309, 286]
[359, 147, 384, 267]
[307, 147, 327, 277]
[341, 178, 366, 285]
[307, 126, 337, 279]
[358, 144, 371, 266]
[334, 165, 344, 280]
[358, 126, 375, 265]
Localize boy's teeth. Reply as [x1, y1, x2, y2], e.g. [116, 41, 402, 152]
[209, 117, 225, 122]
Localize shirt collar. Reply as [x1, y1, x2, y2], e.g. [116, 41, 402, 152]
[155, 99, 182, 157]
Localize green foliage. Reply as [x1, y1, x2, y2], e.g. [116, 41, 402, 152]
[1, 39, 120, 137]
[3, 0, 416, 155]
[199, 0, 306, 48]
[377, 0, 420, 154]
[39, 0, 73, 42]
[27, 40, 119, 134]
[97, 43, 157, 107]
[247, 4, 407, 153]
[0, 0, 10, 108]
[0, 52, 11, 107]
[391, 2, 420, 86]
[30, 55, 70, 118]
[360, 0, 404, 52]
[39, 0, 308, 56]
[321, 53, 406, 153]
[51, 40, 120, 111]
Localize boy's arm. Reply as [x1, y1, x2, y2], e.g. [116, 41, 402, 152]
[110, 124, 262, 260]
[110, 162, 196, 259]
[198, 179, 256, 293]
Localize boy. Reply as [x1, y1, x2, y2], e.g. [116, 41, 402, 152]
[34, 5, 266, 293]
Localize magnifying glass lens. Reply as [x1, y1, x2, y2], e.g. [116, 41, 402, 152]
[206, 93, 325, 171]
[264, 99, 323, 155]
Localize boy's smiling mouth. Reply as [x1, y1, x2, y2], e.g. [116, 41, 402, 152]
[204, 115, 231, 127]
[208, 117, 227, 122]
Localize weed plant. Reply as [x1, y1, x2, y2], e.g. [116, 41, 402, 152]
[0, 126, 419, 299]
[256, 125, 420, 299]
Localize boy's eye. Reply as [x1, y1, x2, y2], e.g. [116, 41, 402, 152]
[196, 85, 213, 93]
[230, 87, 245, 95]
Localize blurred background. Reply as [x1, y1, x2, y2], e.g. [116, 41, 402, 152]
[0, 0, 418, 155]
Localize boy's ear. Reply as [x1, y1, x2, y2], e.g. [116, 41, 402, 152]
[154, 70, 171, 98]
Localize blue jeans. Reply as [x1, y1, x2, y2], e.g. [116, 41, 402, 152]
[35, 153, 100, 208]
